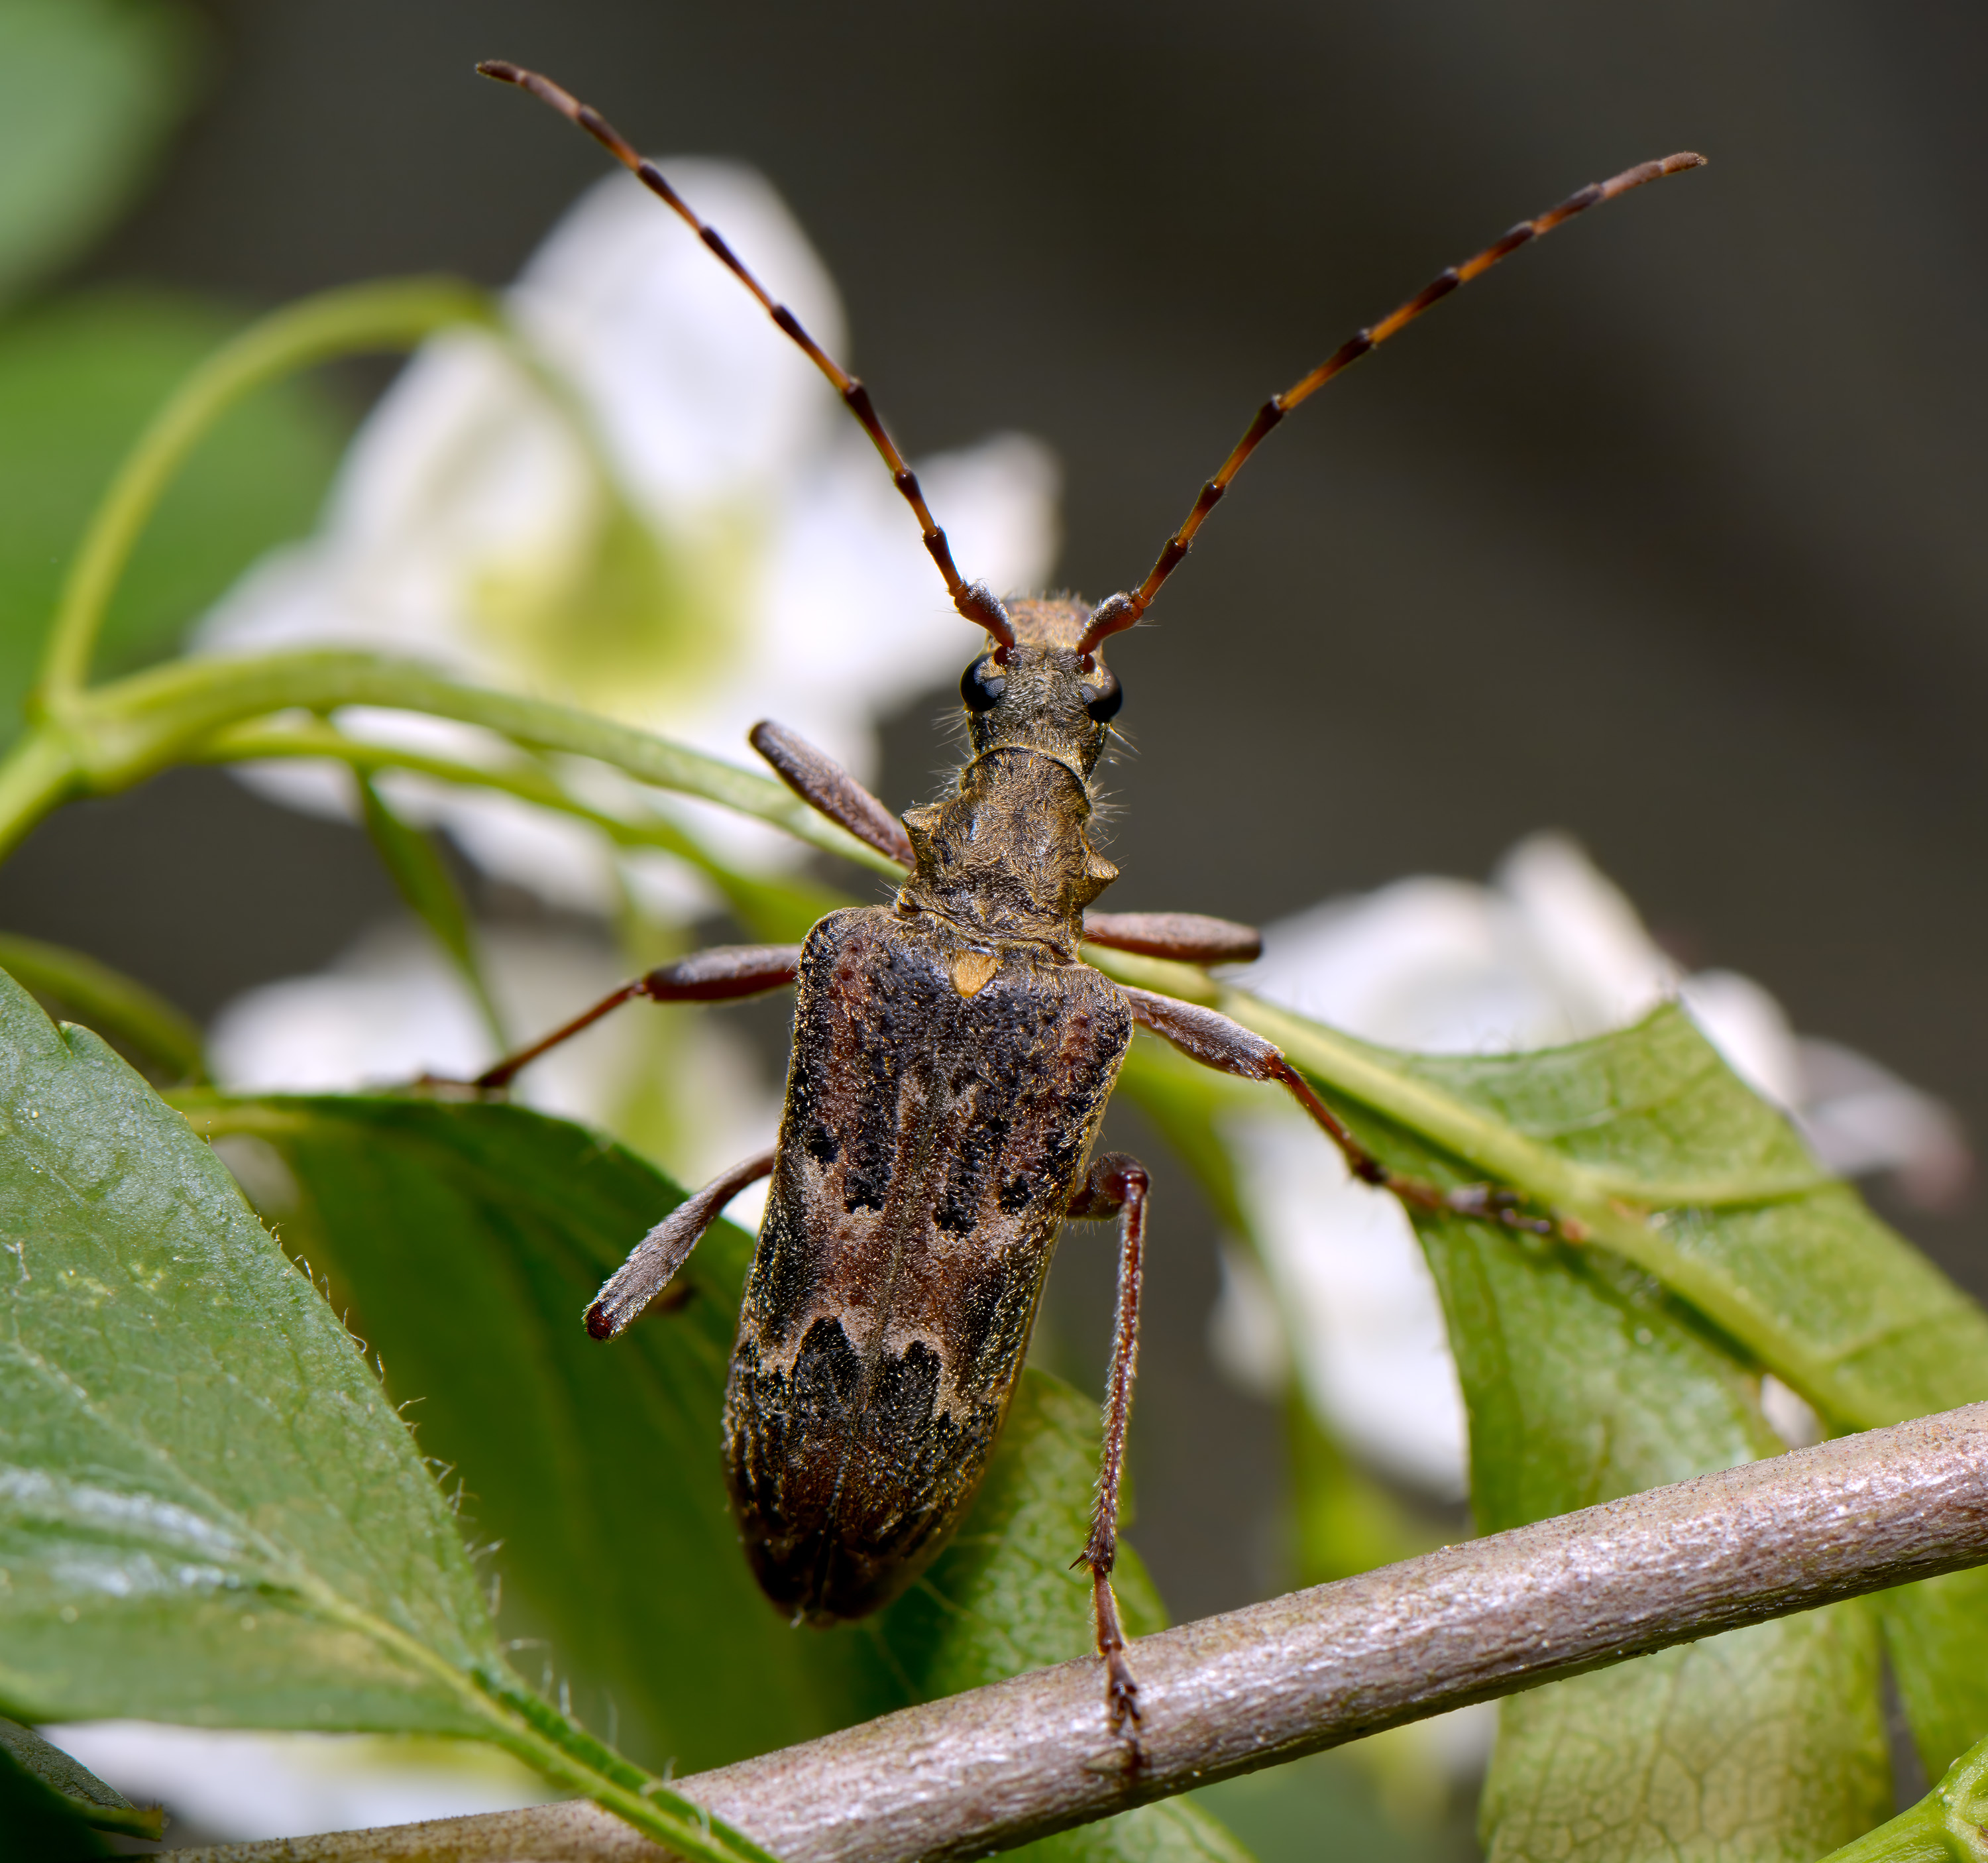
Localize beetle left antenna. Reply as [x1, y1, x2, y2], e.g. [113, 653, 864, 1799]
[476, 60, 1017, 655]
[1076, 150, 1707, 657]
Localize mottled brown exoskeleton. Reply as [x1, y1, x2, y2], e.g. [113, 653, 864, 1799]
[472, 59, 1703, 1734]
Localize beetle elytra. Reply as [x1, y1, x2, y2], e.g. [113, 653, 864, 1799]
[471, 58, 1702, 1735]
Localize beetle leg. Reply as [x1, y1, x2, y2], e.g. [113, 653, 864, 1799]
[1117, 986, 1555, 1234]
[587, 1145, 778, 1339]
[1082, 910, 1262, 967]
[427, 944, 804, 1092]
[750, 720, 914, 868]
[1067, 1151, 1151, 1735]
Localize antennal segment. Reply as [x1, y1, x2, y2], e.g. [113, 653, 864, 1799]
[476, 60, 1015, 653]
[1077, 150, 1706, 657]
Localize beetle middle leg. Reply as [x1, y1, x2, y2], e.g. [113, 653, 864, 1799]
[1118, 986, 1554, 1233]
[1066, 1150, 1152, 1734]
[437, 943, 803, 1092]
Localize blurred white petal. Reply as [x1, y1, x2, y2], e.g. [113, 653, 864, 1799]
[1794, 1036, 1972, 1209]
[1222, 1113, 1469, 1501]
[195, 160, 1060, 904]
[512, 162, 845, 507]
[1759, 1375, 1824, 1449]
[1494, 832, 1673, 1033]
[1677, 967, 1802, 1109]
[43, 1723, 553, 1844]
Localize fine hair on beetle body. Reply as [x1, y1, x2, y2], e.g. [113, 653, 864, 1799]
[467, 56, 1706, 1745]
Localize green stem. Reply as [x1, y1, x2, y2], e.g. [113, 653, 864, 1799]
[0, 934, 205, 1080]
[1819, 1734, 1988, 1863]
[61, 648, 897, 875]
[35, 276, 498, 707]
[0, 729, 80, 858]
[194, 717, 859, 942]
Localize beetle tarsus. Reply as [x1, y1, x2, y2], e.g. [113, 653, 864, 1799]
[1090, 1566, 1144, 1735]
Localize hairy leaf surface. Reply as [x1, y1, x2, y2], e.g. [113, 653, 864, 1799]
[0, 971, 504, 1734]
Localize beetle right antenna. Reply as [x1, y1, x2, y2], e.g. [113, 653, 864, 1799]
[476, 60, 1017, 655]
[1076, 150, 1707, 657]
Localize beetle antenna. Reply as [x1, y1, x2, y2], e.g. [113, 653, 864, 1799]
[476, 60, 1016, 654]
[1076, 150, 1707, 656]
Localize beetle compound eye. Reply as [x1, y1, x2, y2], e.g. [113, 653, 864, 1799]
[961, 655, 1007, 712]
[1081, 669, 1124, 723]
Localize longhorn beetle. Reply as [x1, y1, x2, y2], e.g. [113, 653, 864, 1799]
[472, 59, 1702, 1736]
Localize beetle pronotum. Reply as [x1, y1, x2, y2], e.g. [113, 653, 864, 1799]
[470, 58, 1702, 1736]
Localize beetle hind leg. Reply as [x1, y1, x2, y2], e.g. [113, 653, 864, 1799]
[1066, 1151, 1152, 1736]
[1118, 985, 1559, 1236]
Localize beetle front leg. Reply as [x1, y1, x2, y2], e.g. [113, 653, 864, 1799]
[1067, 1150, 1151, 1735]
[587, 1145, 777, 1339]
[1117, 986, 1554, 1233]
[750, 719, 913, 868]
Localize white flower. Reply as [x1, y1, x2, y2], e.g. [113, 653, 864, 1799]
[1209, 832, 1968, 1498]
[197, 159, 1058, 911]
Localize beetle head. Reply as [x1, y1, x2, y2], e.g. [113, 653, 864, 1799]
[958, 598, 1123, 779]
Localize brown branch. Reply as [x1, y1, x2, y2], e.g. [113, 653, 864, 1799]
[178, 1403, 1988, 1863]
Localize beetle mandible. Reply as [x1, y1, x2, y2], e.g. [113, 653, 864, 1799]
[469, 59, 1702, 1734]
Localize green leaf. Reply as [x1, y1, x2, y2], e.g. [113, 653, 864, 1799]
[1415, 1202, 1891, 1862]
[176, 1090, 870, 1772]
[1478, 1616, 1885, 1863]
[0, 973, 775, 1863]
[185, 1089, 1255, 1861]
[1332, 1013, 1899, 1862]
[0, 292, 346, 746]
[0, 1714, 160, 1842]
[0, 930, 203, 1081]
[1016, 1798, 1260, 1863]
[0, 1735, 113, 1859]
[0, 969, 508, 1734]
[1876, 1567, 1988, 1782]
[0, 0, 205, 306]
[1233, 995, 1988, 1435]
[1238, 995, 1988, 1795]
[1820, 1729, 1988, 1863]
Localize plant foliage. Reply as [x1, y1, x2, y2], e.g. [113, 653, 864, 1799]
[0, 16, 1984, 1858]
